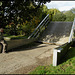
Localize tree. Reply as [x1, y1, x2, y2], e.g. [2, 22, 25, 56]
[53, 12, 66, 21]
[70, 8, 75, 14]
[0, 0, 51, 35]
[47, 8, 60, 21]
[64, 10, 75, 21]
[0, 0, 51, 28]
[42, 4, 48, 14]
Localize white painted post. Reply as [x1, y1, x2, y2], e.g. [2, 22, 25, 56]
[53, 47, 62, 66]
[53, 49, 58, 66]
[0, 40, 6, 53]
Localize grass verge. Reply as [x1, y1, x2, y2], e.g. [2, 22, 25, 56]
[3, 35, 28, 40]
[29, 47, 75, 74]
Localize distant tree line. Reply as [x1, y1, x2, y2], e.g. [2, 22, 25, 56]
[44, 7, 75, 22]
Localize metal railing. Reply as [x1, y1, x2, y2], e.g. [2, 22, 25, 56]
[28, 14, 50, 39]
[69, 18, 75, 43]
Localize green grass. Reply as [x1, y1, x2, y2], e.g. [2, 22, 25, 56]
[3, 35, 28, 40]
[29, 47, 75, 74]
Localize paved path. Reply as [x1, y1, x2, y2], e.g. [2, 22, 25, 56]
[0, 43, 58, 74]
[39, 22, 72, 44]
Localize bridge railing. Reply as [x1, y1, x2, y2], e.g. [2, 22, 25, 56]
[28, 14, 50, 39]
[69, 18, 75, 43]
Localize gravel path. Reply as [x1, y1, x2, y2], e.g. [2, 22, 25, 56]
[0, 43, 58, 74]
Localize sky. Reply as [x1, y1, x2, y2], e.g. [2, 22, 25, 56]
[45, 1, 75, 11]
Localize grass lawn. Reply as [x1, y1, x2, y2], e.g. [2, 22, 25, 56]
[29, 47, 75, 74]
[3, 35, 28, 40]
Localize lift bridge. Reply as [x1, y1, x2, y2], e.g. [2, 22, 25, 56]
[28, 14, 73, 44]
[0, 14, 75, 53]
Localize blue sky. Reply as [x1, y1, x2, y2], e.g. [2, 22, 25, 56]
[45, 1, 75, 11]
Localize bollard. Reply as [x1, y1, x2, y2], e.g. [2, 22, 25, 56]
[0, 28, 7, 53]
[0, 40, 7, 53]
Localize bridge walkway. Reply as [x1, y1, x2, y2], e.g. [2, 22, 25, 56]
[38, 22, 73, 45]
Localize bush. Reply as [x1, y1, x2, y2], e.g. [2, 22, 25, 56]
[53, 12, 66, 21]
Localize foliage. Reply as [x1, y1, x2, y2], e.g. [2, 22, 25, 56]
[47, 8, 60, 21]
[30, 47, 75, 74]
[70, 8, 75, 14]
[64, 10, 75, 21]
[42, 4, 48, 15]
[46, 8, 75, 22]
[0, 0, 51, 28]
[0, 0, 51, 36]
[1, 0, 75, 36]
[13, 16, 41, 36]
[53, 12, 66, 21]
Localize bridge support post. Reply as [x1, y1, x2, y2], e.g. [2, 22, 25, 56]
[0, 40, 7, 53]
[53, 49, 58, 66]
